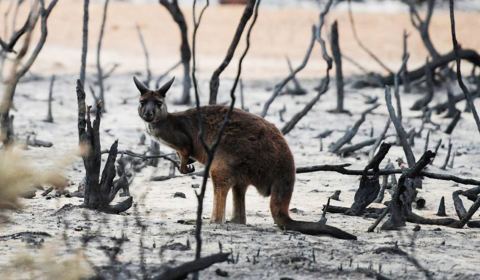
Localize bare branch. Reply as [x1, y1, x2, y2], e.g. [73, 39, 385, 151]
[208, 0, 257, 105]
[449, 0, 480, 134]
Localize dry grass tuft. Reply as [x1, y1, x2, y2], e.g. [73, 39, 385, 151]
[0, 147, 66, 211]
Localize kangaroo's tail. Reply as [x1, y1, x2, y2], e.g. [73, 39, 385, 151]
[270, 178, 357, 240]
[279, 218, 357, 240]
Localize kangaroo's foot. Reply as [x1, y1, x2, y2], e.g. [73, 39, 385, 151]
[229, 216, 246, 224]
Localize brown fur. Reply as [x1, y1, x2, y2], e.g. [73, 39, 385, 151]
[135, 77, 356, 240]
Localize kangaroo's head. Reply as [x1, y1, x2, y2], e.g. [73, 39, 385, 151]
[134, 76, 175, 123]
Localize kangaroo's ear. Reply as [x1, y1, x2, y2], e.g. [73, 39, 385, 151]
[156, 76, 175, 97]
[133, 76, 150, 95]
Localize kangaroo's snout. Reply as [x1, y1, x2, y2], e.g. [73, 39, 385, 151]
[143, 110, 155, 122]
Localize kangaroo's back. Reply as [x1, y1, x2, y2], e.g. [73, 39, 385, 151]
[194, 105, 295, 196]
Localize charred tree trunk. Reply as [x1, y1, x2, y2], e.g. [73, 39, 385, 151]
[160, 0, 191, 104]
[76, 80, 132, 213]
[330, 20, 347, 114]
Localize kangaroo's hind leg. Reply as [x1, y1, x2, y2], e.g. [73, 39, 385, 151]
[209, 167, 232, 224]
[231, 184, 248, 224]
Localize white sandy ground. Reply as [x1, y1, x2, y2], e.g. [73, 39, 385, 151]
[1, 1, 480, 279]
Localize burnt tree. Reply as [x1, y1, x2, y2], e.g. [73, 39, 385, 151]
[76, 80, 132, 213]
[160, 0, 192, 104]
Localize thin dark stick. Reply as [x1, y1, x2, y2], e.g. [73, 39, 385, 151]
[153, 253, 230, 280]
[423, 129, 430, 154]
[240, 78, 245, 110]
[449, 0, 480, 134]
[80, 0, 89, 87]
[285, 57, 305, 95]
[445, 110, 461, 134]
[96, 0, 109, 112]
[100, 149, 180, 169]
[385, 86, 415, 167]
[330, 20, 346, 113]
[401, 30, 411, 93]
[136, 22, 151, 87]
[440, 139, 452, 170]
[368, 118, 391, 160]
[44, 74, 55, 123]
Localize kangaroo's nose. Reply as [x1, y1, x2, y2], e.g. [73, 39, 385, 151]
[145, 111, 153, 118]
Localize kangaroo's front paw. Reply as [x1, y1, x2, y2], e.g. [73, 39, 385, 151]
[180, 164, 195, 174]
[186, 164, 195, 173]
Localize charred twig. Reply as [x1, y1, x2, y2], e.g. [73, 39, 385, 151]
[444, 85, 458, 118]
[452, 190, 467, 220]
[160, 0, 191, 104]
[330, 20, 347, 114]
[410, 58, 435, 111]
[328, 104, 379, 153]
[339, 138, 377, 157]
[95, 0, 109, 113]
[148, 140, 160, 167]
[440, 139, 452, 170]
[136, 22, 151, 87]
[261, 26, 316, 118]
[445, 110, 461, 134]
[153, 252, 230, 280]
[423, 129, 430, 154]
[208, 0, 257, 105]
[385, 86, 415, 167]
[44, 74, 55, 123]
[449, 0, 480, 134]
[100, 149, 180, 170]
[80, 0, 89, 87]
[401, 30, 412, 93]
[296, 164, 480, 186]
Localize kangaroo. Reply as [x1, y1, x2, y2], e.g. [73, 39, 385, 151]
[135, 76, 356, 240]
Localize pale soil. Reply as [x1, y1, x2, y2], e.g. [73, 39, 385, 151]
[1, 2, 480, 280]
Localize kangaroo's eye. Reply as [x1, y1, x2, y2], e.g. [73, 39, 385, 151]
[139, 101, 145, 107]
[157, 101, 163, 107]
